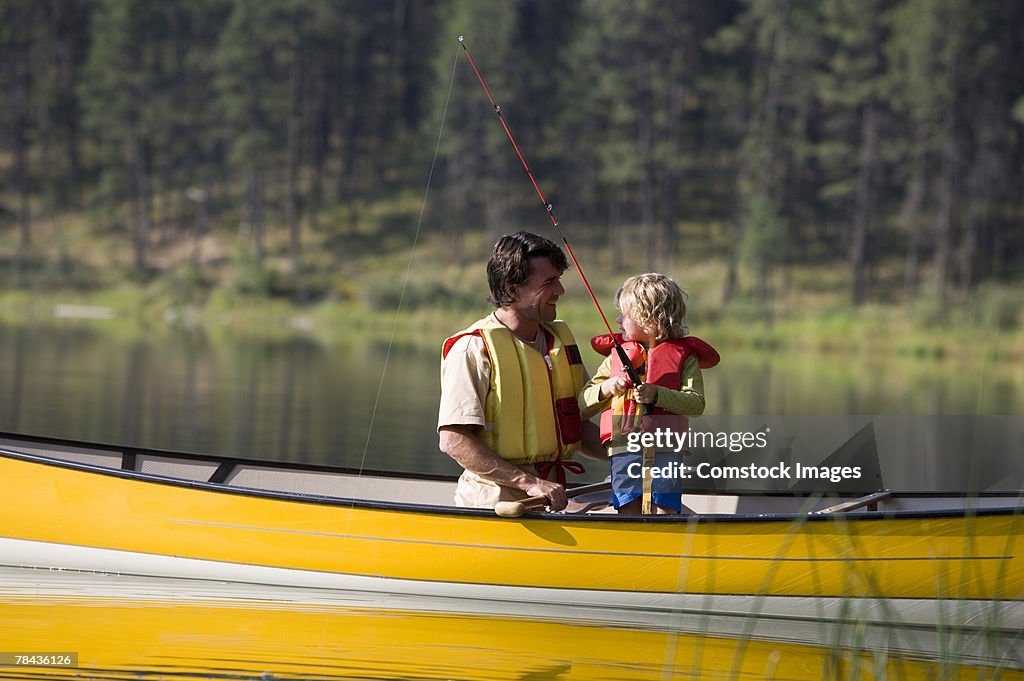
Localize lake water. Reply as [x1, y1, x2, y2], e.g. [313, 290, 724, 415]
[0, 320, 1020, 490]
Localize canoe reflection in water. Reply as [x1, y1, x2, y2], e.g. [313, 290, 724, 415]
[0, 568, 1020, 681]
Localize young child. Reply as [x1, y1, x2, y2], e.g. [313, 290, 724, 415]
[579, 273, 719, 514]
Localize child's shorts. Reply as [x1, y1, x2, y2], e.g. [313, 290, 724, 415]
[609, 450, 684, 512]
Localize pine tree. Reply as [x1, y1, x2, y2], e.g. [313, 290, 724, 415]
[79, 0, 180, 272]
[816, 0, 890, 305]
[0, 0, 38, 264]
[712, 0, 823, 307]
[215, 0, 291, 265]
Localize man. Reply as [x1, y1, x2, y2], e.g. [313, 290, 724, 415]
[439, 231, 600, 509]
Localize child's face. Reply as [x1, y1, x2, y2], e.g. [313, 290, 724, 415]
[617, 302, 651, 345]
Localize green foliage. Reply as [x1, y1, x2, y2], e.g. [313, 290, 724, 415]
[1014, 96, 1024, 125]
[740, 193, 786, 268]
[231, 260, 274, 297]
[0, 0, 1021, 312]
[359, 269, 481, 312]
[214, 1, 283, 169]
[968, 284, 1022, 332]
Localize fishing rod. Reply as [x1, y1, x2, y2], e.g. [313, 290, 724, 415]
[458, 35, 650, 408]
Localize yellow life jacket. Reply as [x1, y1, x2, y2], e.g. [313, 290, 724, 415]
[442, 317, 586, 465]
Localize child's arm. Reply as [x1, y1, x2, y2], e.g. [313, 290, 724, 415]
[650, 355, 706, 416]
[579, 354, 616, 421]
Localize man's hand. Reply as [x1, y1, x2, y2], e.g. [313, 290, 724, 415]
[525, 478, 568, 512]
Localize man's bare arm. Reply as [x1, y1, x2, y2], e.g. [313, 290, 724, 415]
[438, 425, 568, 510]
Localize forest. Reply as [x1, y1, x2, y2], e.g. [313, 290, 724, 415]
[1, 0, 1022, 324]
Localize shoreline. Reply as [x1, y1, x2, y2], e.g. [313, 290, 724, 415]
[0, 286, 1020, 368]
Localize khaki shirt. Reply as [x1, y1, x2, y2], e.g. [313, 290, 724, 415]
[438, 314, 587, 507]
[437, 315, 496, 432]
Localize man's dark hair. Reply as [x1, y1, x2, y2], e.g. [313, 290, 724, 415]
[486, 231, 568, 307]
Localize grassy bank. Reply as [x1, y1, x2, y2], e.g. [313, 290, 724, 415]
[1, 237, 1021, 369]
[1, 196, 1021, 362]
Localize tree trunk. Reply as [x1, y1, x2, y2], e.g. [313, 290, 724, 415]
[660, 173, 680, 269]
[337, 37, 360, 233]
[13, 29, 31, 262]
[729, 14, 786, 305]
[900, 127, 927, 303]
[722, 218, 741, 304]
[960, 91, 1003, 292]
[633, 51, 657, 270]
[307, 60, 332, 235]
[991, 222, 1005, 281]
[850, 103, 879, 306]
[659, 40, 687, 269]
[609, 197, 623, 273]
[931, 108, 957, 317]
[287, 53, 303, 271]
[246, 167, 266, 263]
[188, 184, 209, 267]
[60, 2, 87, 209]
[641, 176, 656, 271]
[959, 186, 981, 294]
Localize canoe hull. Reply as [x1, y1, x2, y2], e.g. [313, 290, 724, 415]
[2, 449, 1022, 607]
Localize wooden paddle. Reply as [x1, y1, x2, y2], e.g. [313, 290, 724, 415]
[494, 480, 612, 518]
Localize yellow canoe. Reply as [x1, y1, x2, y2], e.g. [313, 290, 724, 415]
[1, 431, 1021, 630]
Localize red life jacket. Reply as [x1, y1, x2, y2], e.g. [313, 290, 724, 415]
[591, 333, 720, 446]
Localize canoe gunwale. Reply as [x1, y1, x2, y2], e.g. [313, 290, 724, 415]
[3, 431, 1023, 525]
[0, 429, 459, 482]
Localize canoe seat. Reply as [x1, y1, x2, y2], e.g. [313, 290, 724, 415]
[813, 490, 893, 514]
[0, 438, 122, 468]
[221, 464, 458, 506]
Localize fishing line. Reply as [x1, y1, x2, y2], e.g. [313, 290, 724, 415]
[357, 46, 461, 474]
[458, 35, 648, 401]
[457, 36, 616, 332]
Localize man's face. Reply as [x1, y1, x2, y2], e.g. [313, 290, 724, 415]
[507, 256, 565, 323]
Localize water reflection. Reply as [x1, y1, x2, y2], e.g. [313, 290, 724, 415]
[0, 322, 1019, 487]
[1, 568, 1020, 681]
[0, 323, 451, 474]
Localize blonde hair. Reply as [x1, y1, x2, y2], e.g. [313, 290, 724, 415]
[615, 273, 689, 341]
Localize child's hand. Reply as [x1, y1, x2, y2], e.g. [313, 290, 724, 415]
[600, 375, 632, 399]
[634, 383, 659, 404]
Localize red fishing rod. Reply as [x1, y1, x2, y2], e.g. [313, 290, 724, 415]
[458, 35, 649, 404]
